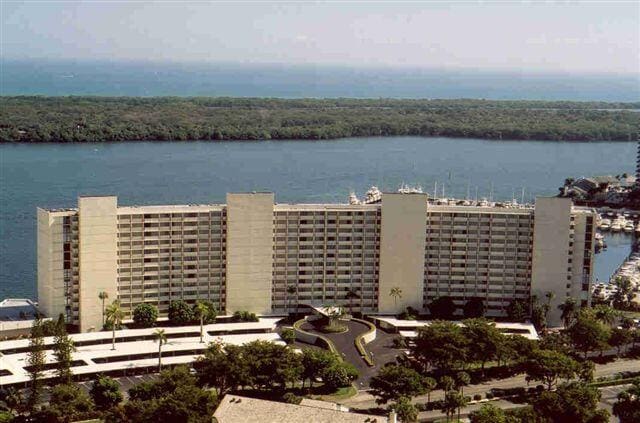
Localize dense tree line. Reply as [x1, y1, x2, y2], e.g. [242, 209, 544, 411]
[1, 96, 638, 143]
[368, 306, 640, 422]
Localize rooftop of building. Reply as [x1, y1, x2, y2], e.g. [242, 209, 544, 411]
[40, 193, 597, 217]
[213, 394, 388, 423]
[0, 318, 283, 387]
[372, 316, 539, 340]
[0, 299, 40, 322]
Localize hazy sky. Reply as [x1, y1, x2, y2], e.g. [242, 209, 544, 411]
[1, 1, 639, 74]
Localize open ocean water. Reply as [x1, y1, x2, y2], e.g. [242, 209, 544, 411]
[2, 59, 639, 101]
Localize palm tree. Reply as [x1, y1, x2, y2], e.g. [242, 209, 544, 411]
[345, 289, 360, 315]
[195, 301, 208, 343]
[389, 287, 402, 311]
[153, 328, 168, 371]
[98, 291, 109, 328]
[455, 371, 470, 395]
[544, 291, 555, 321]
[558, 297, 577, 328]
[105, 300, 124, 351]
[286, 285, 297, 314]
[593, 305, 618, 326]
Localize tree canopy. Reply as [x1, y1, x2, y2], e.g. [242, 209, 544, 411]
[2, 97, 638, 143]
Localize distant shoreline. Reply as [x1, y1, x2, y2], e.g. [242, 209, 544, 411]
[1, 96, 639, 143]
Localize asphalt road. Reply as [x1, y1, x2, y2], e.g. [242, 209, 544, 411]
[341, 358, 640, 413]
[300, 319, 399, 387]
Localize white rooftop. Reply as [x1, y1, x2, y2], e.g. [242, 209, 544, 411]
[0, 319, 283, 386]
[213, 394, 388, 423]
[372, 316, 539, 340]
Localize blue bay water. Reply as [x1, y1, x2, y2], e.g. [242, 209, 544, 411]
[2, 59, 639, 101]
[0, 137, 634, 299]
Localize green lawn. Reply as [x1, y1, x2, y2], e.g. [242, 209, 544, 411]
[312, 385, 358, 402]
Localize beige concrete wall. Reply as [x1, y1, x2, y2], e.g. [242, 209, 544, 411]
[531, 197, 572, 327]
[378, 193, 428, 313]
[225, 193, 274, 315]
[78, 197, 118, 332]
[37, 209, 66, 320]
[570, 212, 595, 306]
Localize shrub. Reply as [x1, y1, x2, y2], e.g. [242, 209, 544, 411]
[485, 392, 494, 399]
[132, 303, 158, 328]
[282, 392, 302, 404]
[321, 361, 359, 390]
[90, 375, 123, 411]
[168, 300, 195, 326]
[192, 301, 217, 324]
[281, 328, 295, 345]
[392, 337, 408, 349]
[473, 394, 482, 401]
[0, 411, 15, 423]
[232, 311, 259, 322]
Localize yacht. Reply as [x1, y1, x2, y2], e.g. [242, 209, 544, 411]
[599, 219, 611, 231]
[611, 220, 622, 232]
[611, 216, 625, 232]
[398, 183, 423, 194]
[624, 221, 635, 233]
[362, 186, 382, 204]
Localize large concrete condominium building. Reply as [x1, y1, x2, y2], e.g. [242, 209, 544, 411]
[37, 193, 595, 332]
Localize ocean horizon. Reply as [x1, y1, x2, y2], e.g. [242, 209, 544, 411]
[2, 58, 639, 102]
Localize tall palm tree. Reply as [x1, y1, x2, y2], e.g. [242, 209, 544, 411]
[105, 300, 124, 351]
[544, 291, 555, 315]
[195, 301, 208, 343]
[153, 328, 168, 371]
[389, 287, 402, 310]
[558, 297, 577, 328]
[98, 291, 109, 328]
[345, 289, 360, 315]
[286, 285, 297, 314]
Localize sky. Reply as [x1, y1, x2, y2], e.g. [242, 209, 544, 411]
[1, 1, 639, 74]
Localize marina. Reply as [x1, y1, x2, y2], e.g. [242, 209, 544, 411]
[593, 209, 639, 305]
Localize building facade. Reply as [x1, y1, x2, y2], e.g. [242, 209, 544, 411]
[37, 193, 595, 332]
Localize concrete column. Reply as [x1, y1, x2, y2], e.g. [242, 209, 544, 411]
[225, 193, 274, 315]
[37, 208, 66, 321]
[531, 197, 572, 327]
[78, 196, 118, 332]
[378, 193, 428, 314]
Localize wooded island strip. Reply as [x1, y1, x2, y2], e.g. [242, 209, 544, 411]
[1, 97, 638, 142]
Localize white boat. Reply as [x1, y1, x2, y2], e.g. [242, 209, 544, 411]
[611, 216, 626, 232]
[398, 183, 423, 194]
[595, 232, 604, 245]
[635, 222, 640, 234]
[362, 186, 382, 204]
[624, 222, 635, 233]
[600, 218, 611, 231]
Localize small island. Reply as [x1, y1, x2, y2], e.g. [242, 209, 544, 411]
[0, 96, 639, 143]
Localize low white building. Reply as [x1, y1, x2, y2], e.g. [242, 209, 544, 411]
[371, 316, 539, 341]
[0, 318, 283, 387]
